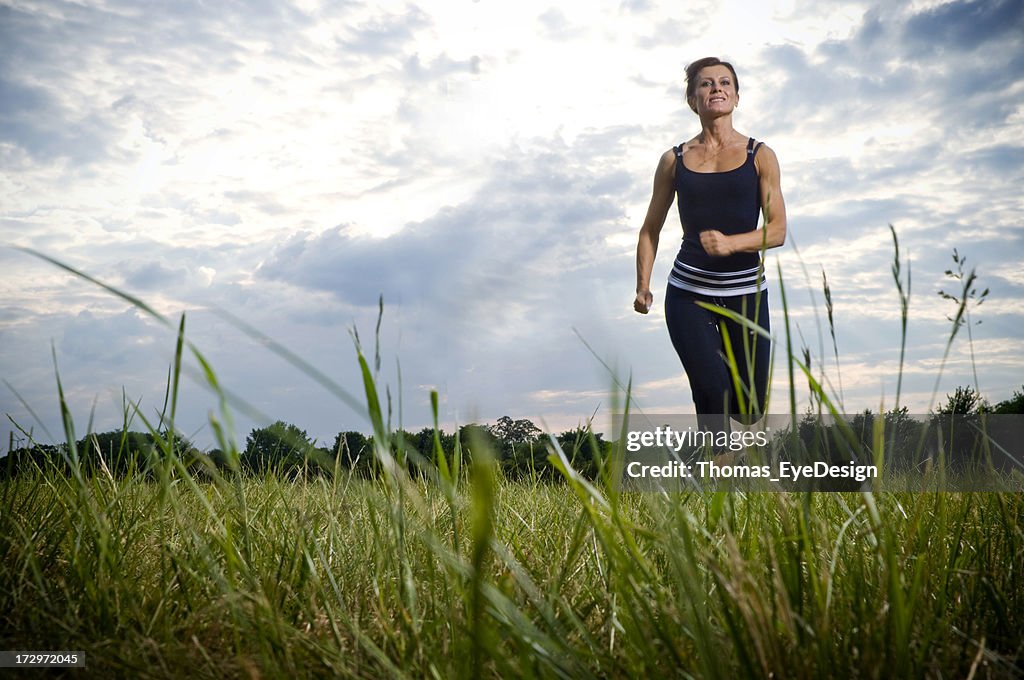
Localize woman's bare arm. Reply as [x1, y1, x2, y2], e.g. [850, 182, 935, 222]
[634, 149, 678, 314]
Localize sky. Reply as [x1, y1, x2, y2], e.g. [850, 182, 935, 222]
[2, 0, 1023, 452]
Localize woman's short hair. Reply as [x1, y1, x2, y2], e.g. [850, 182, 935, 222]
[685, 57, 739, 113]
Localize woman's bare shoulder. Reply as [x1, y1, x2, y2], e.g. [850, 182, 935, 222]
[753, 142, 781, 173]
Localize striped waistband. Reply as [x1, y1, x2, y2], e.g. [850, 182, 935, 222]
[668, 259, 767, 296]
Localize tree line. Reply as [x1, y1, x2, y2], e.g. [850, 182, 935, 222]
[765, 385, 1024, 485]
[1, 414, 610, 482]
[3, 385, 1021, 481]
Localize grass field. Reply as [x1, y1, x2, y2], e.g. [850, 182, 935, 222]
[2, 240, 1022, 678]
[2, 459, 1022, 678]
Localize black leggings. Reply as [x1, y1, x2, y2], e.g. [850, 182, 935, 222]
[664, 286, 771, 429]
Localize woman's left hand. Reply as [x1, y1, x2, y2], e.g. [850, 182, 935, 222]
[700, 230, 734, 257]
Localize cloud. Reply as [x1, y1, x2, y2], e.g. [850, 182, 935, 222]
[120, 260, 197, 291]
[765, 1, 1024, 134]
[964, 146, 1024, 175]
[3, 0, 1023, 452]
[59, 308, 160, 364]
[537, 8, 583, 41]
[339, 6, 431, 57]
[0, 73, 118, 166]
[902, 0, 1024, 54]
[255, 136, 632, 343]
[403, 52, 482, 80]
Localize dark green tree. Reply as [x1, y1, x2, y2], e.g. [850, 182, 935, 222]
[489, 416, 541, 445]
[485, 416, 543, 479]
[937, 386, 988, 415]
[332, 430, 373, 476]
[993, 386, 1024, 414]
[457, 423, 496, 466]
[555, 427, 609, 480]
[243, 421, 315, 475]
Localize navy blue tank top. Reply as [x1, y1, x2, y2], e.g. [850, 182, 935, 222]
[668, 137, 767, 296]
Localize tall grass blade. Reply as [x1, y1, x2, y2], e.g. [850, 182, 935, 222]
[889, 225, 911, 411]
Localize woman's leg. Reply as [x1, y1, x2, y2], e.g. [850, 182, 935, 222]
[720, 291, 771, 420]
[664, 286, 732, 432]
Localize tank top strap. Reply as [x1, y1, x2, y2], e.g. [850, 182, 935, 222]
[748, 138, 764, 157]
[672, 144, 685, 176]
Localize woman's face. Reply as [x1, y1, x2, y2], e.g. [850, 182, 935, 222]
[691, 65, 738, 116]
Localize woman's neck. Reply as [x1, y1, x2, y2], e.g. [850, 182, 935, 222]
[699, 116, 736, 149]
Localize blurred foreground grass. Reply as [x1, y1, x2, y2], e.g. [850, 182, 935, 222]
[2, 461, 1022, 678]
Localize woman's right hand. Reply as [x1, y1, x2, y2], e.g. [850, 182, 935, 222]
[634, 289, 653, 314]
